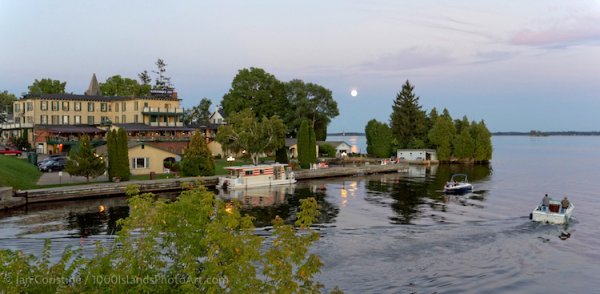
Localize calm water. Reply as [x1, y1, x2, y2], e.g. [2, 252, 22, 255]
[1, 136, 600, 293]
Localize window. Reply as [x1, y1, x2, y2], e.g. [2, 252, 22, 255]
[62, 115, 69, 125]
[122, 115, 126, 123]
[114, 116, 119, 123]
[108, 104, 112, 111]
[41, 101, 48, 110]
[88, 102, 95, 112]
[121, 102, 126, 112]
[87, 116, 95, 124]
[41, 115, 48, 124]
[14, 117, 20, 124]
[144, 102, 148, 108]
[132, 158, 149, 169]
[14, 103, 20, 113]
[26, 102, 33, 111]
[52, 101, 59, 111]
[134, 101, 139, 111]
[62, 101, 69, 111]
[74, 102, 81, 111]
[134, 114, 139, 123]
[245, 170, 253, 176]
[115, 103, 119, 112]
[100, 102, 107, 112]
[27, 116, 33, 123]
[74, 115, 81, 124]
[101, 116, 110, 124]
[51, 115, 59, 124]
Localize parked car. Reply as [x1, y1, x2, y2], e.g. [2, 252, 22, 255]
[0, 148, 23, 156]
[37, 155, 67, 167]
[39, 158, 67, 172]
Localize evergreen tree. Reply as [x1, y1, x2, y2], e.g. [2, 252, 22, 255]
[106, 130, 117, 181]
[297, 120, 311, 169]
[365, 119, 393, 158]
[390, 80, 427, 149]
[472, 120, 493, 162]
[428, 109, 455, 161]
[453, 126, 475, 160]
[454, 115, 470, 135]
[65, 135, 106, 182]
[275, 146, 289, 164]
[308, 125, 317, 163]
[181, 130, 215, 176]
[117, 128, 131, 181]
[13, 129, 31, 150]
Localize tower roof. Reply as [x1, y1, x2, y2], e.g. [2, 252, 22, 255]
[85, 73, 101, 96]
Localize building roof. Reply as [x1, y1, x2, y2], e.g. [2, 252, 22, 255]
[20, 93, 179, 102]
[285, 138, 297, 147]
[95, 140, 180, 156]
[397, 149, 437, 152]
[114, 123, 195, 132]
[35, 125, 105, 134]
[317, 141, 351, 148]
[85, 73, 101, 96]
[188, 122, 221, 130]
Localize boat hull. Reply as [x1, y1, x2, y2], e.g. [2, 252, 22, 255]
[443, 184, 473, 195]
[531, 204, 574, 224]
[218, 177, 296, 190]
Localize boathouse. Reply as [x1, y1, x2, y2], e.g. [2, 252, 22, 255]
[396, 149, 437, 161]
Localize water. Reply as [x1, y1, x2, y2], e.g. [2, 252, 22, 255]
[2, 136, 600, 293]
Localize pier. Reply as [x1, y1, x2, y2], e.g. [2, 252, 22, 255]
[7, 163, 409, 208]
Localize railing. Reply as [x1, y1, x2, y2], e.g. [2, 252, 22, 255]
[148, 122, 184, 127]
[142, 107, 184, 114]
[0, 122, 34, 129]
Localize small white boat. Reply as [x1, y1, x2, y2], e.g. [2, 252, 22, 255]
[531, 200, 574, 224]
[218, 163, 296, 190]
[443, 174, 473, 194]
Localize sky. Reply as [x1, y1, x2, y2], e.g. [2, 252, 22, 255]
[1, 0, 599, 132]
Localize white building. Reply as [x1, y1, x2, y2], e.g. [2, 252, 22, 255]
[397, 149, 438, 161]
[318, 141, 353, 157]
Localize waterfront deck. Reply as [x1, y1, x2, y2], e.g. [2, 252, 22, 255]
[8, 163, 409, 208]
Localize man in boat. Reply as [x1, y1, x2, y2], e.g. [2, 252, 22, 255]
[561, 197, 570, 213]
[542, 194, 550, 211]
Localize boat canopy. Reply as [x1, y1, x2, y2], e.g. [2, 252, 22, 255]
[449, 174, 469, 182]
[224, 163, 289, 171]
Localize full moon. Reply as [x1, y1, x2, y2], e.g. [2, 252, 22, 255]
[350, 89, 358, 97]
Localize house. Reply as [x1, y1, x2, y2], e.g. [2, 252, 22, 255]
[396, 149, 438, 162]
[96, 141, 180, 175]
[284, 138, 320, 159]
[208, 108, 226, 124]
[317, 141, 353, 157]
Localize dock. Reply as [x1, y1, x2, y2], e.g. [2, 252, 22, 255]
[8, 163, 409, 208]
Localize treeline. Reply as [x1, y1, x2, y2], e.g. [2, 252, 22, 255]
[365, 80, 493, 163]
[494, 131, 600, 136]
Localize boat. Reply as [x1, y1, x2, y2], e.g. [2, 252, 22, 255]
[531, 199, 574, 224]
[218, 163, 296, 190]
[443, 174, 473, 194]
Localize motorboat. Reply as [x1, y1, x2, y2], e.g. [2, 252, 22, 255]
[443, 174, 473, 194]
[218, 163, 296, 190]
[531, 199, 574, 224]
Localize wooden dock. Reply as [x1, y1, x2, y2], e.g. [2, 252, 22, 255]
[10, 163, 408, 207]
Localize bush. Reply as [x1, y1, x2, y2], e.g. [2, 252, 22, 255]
[318, 143, 336, 158]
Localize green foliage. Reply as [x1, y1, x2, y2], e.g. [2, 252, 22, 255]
[106, 130, 117, 180]
[65, 135, 106, 182]
[183, 98, 212, 125]
[221, 67, 288, 119]
[297, 120, 311, 169]
[318, 143, 336, 158]
[471, 120, 493, 162]
[99, 75, 150, 96]
[284, 79, 339, 140]
[0, 155, 42, 189]
[365, 119, 393, 158]
[390, 80, 427, 149]
[0, 90, 16, 123]
[428, 110, 456, 161]
[453, 126, 475, 160]
[27, 78, 66, 95]
[0, 185, 325, 292]
[275, 146, 289, 163]
[10, 129, 31, 151]
[118, 129, 131, 181]
[153, 58, 173, 91]
[216, 108, 287, 165]
[309, 125, 317, 162]
[181, 130, 215, 176]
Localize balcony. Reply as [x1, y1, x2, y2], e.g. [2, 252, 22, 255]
[0, 122, 34, 130]
[148, 122, 184, 127]
[142, 107, 184, 114]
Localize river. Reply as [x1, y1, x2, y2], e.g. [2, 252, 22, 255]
[1, 136, 600, 293]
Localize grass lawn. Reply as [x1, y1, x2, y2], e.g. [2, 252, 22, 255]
[0, 155, 42, 189]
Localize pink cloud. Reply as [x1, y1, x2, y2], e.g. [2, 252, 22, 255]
[510, 16, 600, 47]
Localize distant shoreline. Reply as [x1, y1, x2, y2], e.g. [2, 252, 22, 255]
[328, 131, 600, 137]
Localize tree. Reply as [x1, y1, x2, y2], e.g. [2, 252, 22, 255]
[275, 146, 289, 163]
[106, 130, 118, 181]
[284, 79, 339, 140]
[453, 126, 475, 160]
[181, 130, 215, 176]
[11, 129, 31, 150]
[117, 128, 131, 181]
[471, 120, 493, 162]
[365, 119, 393, 158]
[215, 109, 287, 165]
[454, 115, 470, 135]
[318, 143, 336, 158]
[138, 70, 152, 85]
[309, 124, 317, 162]
[65, 135, 106, 182]
[184, 98, 212, 125]
[390, 80, 427, 149]
[428, 109, 455, 161]
[220, 68, 288, 119]
[297, 120, 311, 169]
[27, 78, 66, 95]
[0, 91, 16, 123]
[99, 75, 150, 97]
[153, 58, 173, 91]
